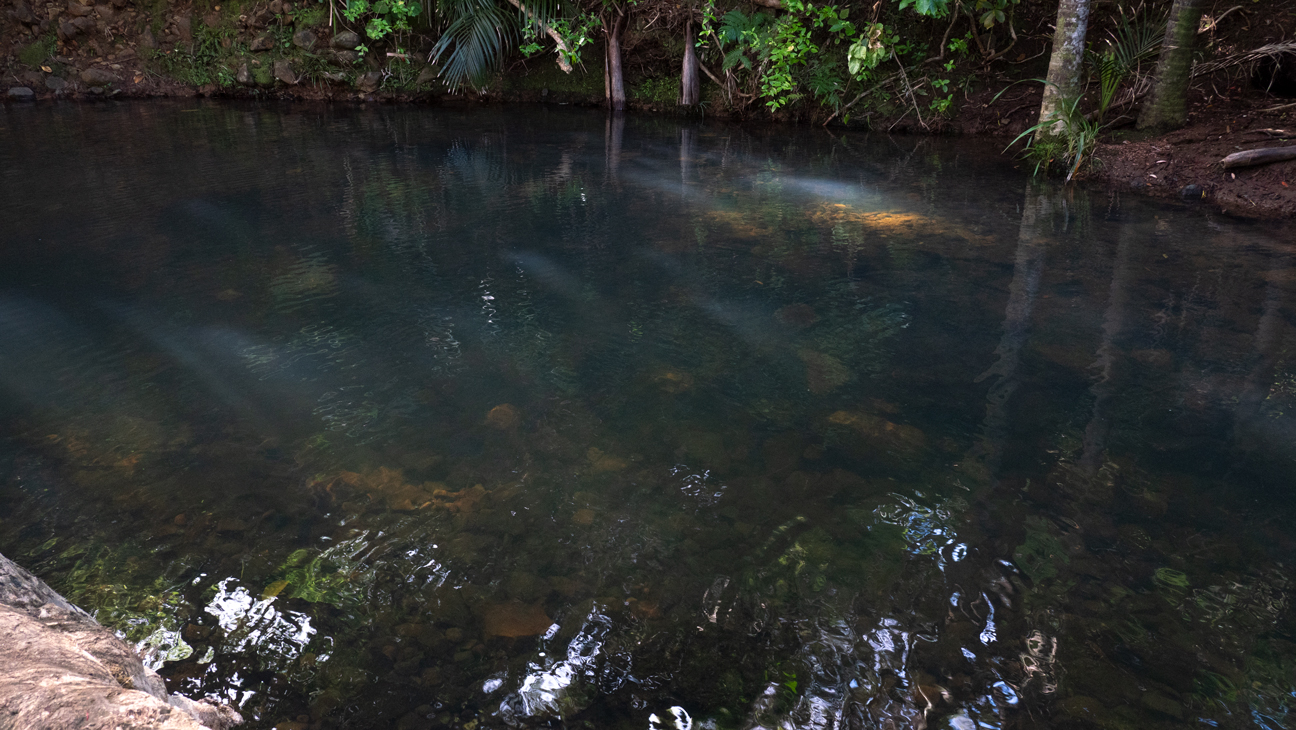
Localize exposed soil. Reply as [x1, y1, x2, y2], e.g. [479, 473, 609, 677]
[910, 77, 1296, 219]
[1091, 95, 1296, 219]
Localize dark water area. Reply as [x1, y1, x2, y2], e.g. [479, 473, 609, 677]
[2, 101, 1295, 730]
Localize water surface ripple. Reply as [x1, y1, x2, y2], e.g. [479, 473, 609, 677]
[1, 101, 1295, 730]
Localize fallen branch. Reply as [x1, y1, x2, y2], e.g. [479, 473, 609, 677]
[505, 0, 573, 73]
[1220, 146, 1296, 169]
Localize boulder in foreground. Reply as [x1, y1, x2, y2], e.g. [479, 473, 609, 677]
[0, 551, 242, 730]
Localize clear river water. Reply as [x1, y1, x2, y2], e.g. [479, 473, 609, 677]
[1, 101, 1294, 730]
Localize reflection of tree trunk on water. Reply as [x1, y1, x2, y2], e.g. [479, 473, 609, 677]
[679, 127, 695, 192]
[1231, 256, 1289, 457]
[604, 113, 624, 182]
[973, 184, 1055, 479]
[1078, 220, 1140, 475]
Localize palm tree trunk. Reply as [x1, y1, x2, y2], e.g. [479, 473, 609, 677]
[1137, 0, 1206, 131]
[1036, 0, 1091, 140]
[605, 11, 627, 112]
[681, 16, 700, 106]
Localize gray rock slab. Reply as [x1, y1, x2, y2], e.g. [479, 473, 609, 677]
[0, 552, 242, 729]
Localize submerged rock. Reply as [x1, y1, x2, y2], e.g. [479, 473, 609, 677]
[586, 446, 627, 472]
[650, 369, 693, 394]
[799, 349, 851, 394]
[0, 552, 242, 729]
[480, 601, 551, 637]
[775, 302, 819, 329]
[826, 409, 927, 463]
[486, 403, 521, 430]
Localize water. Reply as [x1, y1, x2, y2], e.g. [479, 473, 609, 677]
[1, 101, 1294, 730]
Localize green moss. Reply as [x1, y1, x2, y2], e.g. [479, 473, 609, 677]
[18, 35, 56, 67]
[295, 6, 326, 27]
[505, 56, 603, 96]
[631, 76, 677, 104]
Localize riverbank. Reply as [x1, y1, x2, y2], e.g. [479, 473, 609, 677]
[3, 0, 1295, 219]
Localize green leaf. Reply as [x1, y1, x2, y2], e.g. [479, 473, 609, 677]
[899, 0, 949, 17]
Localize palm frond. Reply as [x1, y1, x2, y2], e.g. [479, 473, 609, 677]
[1194, 41, 1296, 77]
[1107, 6, 1163, 73]
[429, 0, 516, 89]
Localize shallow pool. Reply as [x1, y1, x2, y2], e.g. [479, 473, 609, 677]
[1, 100, 1294, 730]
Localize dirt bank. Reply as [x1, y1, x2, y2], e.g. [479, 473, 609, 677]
[1092, 96, 1296, 219]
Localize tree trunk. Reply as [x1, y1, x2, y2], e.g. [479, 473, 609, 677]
[680, 16, 700, 106]
[604, 11, 627, 112]
[1036, 0, 1091, 140]
[1138, 0, 1206, 131]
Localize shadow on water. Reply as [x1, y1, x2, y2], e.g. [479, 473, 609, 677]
[1, 100, 1295, 730]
